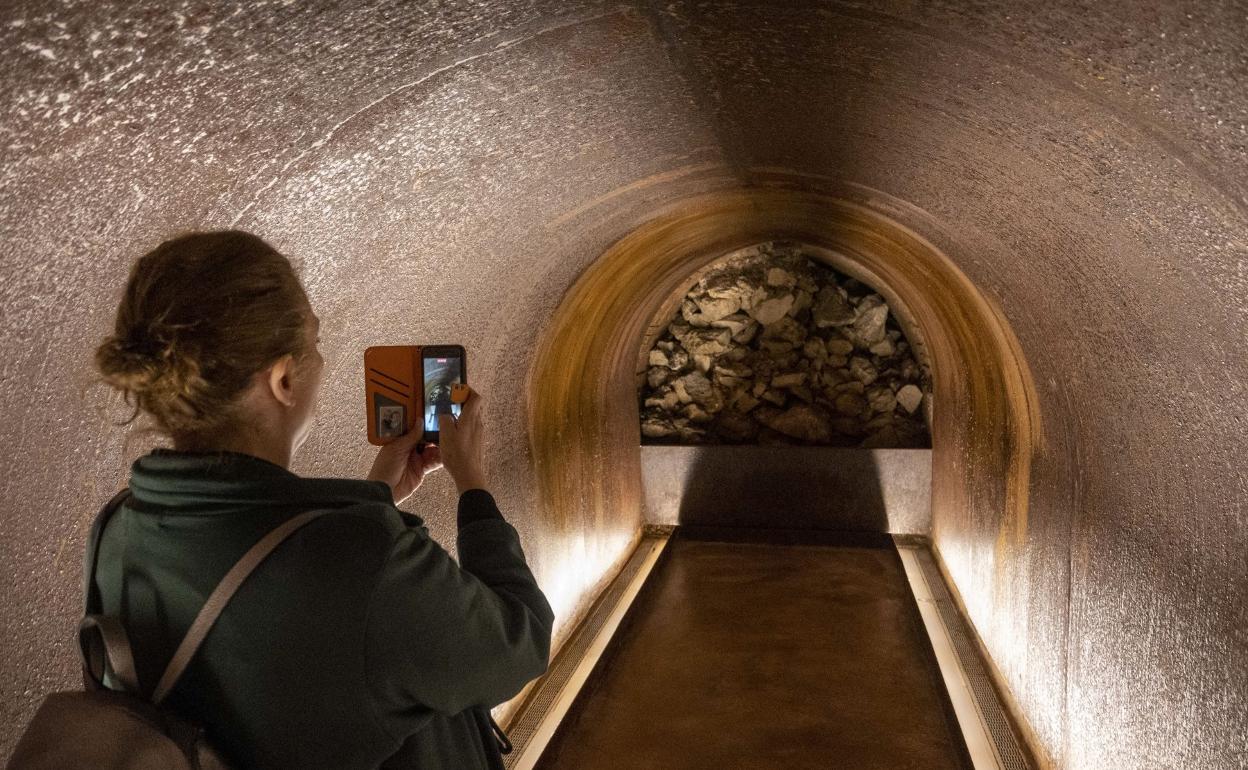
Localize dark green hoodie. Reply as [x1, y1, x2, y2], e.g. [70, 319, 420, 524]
[92, 448, 555, 769]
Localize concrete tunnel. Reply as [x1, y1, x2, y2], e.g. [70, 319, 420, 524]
[1, 2, 1245, 768]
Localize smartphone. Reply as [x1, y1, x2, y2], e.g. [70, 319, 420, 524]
[365, 345, 421, 446]
[420, 345, 467, 444]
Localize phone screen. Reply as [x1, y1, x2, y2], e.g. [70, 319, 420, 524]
[422, 354, 463, 434]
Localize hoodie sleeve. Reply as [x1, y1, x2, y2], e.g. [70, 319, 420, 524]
[365, 489, 555, 734]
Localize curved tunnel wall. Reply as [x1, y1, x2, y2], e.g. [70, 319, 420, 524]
[529, 183, 1044, 737]
[1, 2, 1244, 767]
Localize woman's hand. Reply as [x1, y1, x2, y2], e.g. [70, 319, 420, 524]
[367, 428, 443, 506]
[438, 385, 488, 494]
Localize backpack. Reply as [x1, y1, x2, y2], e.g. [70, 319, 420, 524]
[8, 489, 332, 769]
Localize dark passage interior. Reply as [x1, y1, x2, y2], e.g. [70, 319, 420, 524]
[2, 2, 1244, 767]
[536, 532, 970, 770]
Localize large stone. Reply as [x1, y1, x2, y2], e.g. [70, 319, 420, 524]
[676, 425, 707, 443]
[766, 267, 797, 288]
[709, 312, 752, 335]
[849, 356, 879, 385]
[667, 319, 693, 341]
[703, 276, 756, 305]
[732, 322, 760, 345]
[680, 327, 734, 357]
[647, 367, 670, 389]
[720, 346, 750, 363]
[761, 316, 807, 346]
[648, 349, 669, 367]
[834, 392, 869, 417]
[641, 417, 676, 438]
[791, 289, 813, 315]
[812, 286, 855, 327]
[788, 384, 815, 403]
[869, 339, 895, 357]
[676, 371, 715, 403]
[826, 338, 855, 356]
[758, 403, 834, 442]
[771, 372, 809, 389]
[867, 386, 897, 413]
[760, 388, 787, 406]
[850, 294, 889, 346]
[672, 378, 693, 404]
[681, 298, 711, 327]
[897, 383, 924, 413]
[802, 338, 827, 360]
[834, 379, 866, 395]
[759, 339, 797, 356]
[747, 291, 795, 324]
[715, 363, 754, 379]
[683, 403, 713, 423]
[694, 294, 741, 322]
[730, 388, 761, 412]
[644, 390, 681, 410]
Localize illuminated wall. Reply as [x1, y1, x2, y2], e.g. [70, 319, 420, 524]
[1, 2, 1244, 767]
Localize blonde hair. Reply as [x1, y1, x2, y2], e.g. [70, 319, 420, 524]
[95, 231, 311, 441]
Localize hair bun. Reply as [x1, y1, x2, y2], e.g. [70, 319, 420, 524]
[95, 330, 193, 395]
[96, 230, 307, 437]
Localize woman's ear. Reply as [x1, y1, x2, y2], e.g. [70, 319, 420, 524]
[266, 353, 298, 407]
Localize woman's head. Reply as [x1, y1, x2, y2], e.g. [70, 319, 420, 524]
[95, 231, 323, 459]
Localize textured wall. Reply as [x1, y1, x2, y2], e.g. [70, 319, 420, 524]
[639, 446, 934, 532]
[1, 1, 1244, 768]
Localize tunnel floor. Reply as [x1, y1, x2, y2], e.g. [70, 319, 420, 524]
[533, 529, 971, 770]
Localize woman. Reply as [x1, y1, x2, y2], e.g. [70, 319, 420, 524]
[91, 230, 554, 769]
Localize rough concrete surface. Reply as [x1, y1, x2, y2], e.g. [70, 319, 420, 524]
[535, 535, 971, 770]
[639, 446, 933, 533]
[1, 2, 1245, 768]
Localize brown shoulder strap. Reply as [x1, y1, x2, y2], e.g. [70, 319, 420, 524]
[150, 509, 333, 704]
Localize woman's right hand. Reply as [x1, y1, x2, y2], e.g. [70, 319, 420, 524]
[437, 386, 489, 494]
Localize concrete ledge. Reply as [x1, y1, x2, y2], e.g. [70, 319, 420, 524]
[640, 445, 932, 535]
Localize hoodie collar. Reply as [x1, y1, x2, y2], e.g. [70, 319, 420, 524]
[128, 447, 393, 513]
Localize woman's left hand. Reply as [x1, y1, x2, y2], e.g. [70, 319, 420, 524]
[367, 429, 443, 506]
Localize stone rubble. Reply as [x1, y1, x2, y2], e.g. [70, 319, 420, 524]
[639, 242, 932, 447]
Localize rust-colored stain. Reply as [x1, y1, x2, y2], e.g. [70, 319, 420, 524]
[527, 182, 1051, 758]
[528, 185, 1042, 552]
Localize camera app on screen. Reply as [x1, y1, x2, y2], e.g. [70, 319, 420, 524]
[423, 356, 463, 432]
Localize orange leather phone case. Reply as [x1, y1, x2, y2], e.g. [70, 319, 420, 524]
[365, 345, 422, 446]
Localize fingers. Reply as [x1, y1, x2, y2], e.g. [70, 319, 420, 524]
[458, 385, 483, 422]
[438, 412, 456, 435]
[396, 425, 424, 446]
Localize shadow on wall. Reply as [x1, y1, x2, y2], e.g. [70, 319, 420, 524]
[636, 444, 935, 535]
[674, 445, 888, 533]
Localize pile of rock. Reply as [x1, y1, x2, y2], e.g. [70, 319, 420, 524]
[639, 242, 931, 448]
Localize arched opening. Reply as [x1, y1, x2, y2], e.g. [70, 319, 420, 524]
[526, 183, 1044, 704]
[633, 238, 939, 537]
[635, 239, 934, 448]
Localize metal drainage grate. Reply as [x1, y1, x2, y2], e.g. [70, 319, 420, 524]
[502, 534, 666, 768]
[914, 548, 1032, 770]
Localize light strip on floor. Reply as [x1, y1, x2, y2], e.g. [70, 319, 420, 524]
[504, 532, 671, 770]
[896, 543, 1005, 770]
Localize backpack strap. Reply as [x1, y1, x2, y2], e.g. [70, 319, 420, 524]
[150, 508, 333, 704]
[80, 492, 333, 705]
[83, 488, 133, 616]
[79, 614, 141, 693]
[79, 488, 135, 692]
